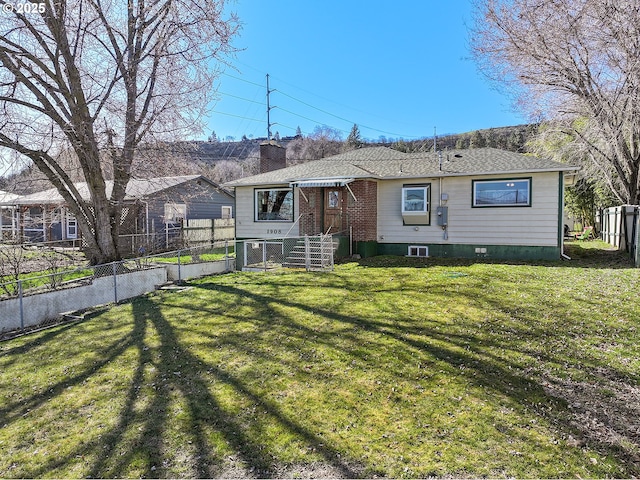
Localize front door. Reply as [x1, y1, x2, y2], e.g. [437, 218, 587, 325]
[323, 189, 342, 233]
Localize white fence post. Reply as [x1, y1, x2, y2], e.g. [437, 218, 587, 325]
[112, 262, 118, 303]
[304, 235, 310, 271]
[225, 240, 229, 271]
[18, 280, 24, 330]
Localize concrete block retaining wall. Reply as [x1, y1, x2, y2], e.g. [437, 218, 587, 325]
[0, 259, 233, 334]
[164, 258, 235, 281]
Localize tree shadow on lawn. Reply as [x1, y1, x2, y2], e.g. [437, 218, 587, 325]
[0, 312, 141, 430]
[30, 297, 359, 478]
[189, 280, 640, 477]
[3, 265, 637, 477]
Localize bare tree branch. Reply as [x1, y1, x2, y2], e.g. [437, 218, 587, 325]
[0, 0, 239, 263]
[472, 0, 640, 204]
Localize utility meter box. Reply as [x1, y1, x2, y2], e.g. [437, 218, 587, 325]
[436, 206, 448, 226]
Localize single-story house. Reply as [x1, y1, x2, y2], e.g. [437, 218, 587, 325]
[225, 146, 579, 263]
[0, 175, 234, 243]
[0, 190, 22, 241]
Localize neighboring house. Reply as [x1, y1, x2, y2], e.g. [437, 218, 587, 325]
[0, 190, 21, 241]
[0, 175, 234, 243]
[226, 146, 579, 262]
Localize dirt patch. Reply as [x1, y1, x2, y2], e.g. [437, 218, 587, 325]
[541, 367, 640, 472]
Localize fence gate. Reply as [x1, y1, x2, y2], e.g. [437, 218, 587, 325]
[242, 234, 335, 272]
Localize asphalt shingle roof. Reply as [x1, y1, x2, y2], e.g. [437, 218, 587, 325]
[11, 175, 222, 205]
[0, 190, 21, 204]
[226, 147, 578, 187]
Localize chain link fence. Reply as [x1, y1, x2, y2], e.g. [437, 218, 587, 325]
[0, 241, 234, 335]
[0, 240, 234, 300]
[240, 234, 335, 272]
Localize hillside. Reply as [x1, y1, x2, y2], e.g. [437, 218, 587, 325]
[0, 125, 537, 193]
[385, 124, 538, 153]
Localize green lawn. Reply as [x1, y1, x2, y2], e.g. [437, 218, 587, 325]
[0, 268, 94, 296]
[150, 252, 234, 264]
[0, 242, 638, 478]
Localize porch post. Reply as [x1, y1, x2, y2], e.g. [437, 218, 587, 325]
[12, 206, 17, 240]
[42, 204, 47, 242]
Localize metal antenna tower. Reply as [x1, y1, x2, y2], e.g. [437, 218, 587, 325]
[266, 74, 276, 140]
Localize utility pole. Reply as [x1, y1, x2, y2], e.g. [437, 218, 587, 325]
[266, 74, 275, 140]
[433, 126, 437, 152]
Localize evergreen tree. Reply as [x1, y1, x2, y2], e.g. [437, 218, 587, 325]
[455, 136, 468, 149]
[346, 124, 363, 150]
[469, 130, 486, 148]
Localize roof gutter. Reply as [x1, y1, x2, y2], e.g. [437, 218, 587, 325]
[383, 166, 581, 181]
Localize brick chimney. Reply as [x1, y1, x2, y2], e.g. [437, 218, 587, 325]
[260, 140, 286, 173]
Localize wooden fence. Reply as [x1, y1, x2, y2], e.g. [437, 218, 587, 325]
[182, 218, 235, 245]
[600, 205, 639, 267]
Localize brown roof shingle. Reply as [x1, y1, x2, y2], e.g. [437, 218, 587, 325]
[226, 147, 578, 187]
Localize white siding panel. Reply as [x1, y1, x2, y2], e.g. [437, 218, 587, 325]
[378, 178, 445, 244]
[234, 185, 299, 239]
[378, 173, 560, 246]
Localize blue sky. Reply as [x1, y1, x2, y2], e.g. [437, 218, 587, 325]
[207, 0, 527, 143]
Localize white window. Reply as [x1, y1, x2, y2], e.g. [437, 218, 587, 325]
[408, 245, 428, 257]
[402, 186, 429, 213]
[164, 203, 187, 223]
[66, 213, 77, 239]
[255, 188, 293, 222]
[221, 205, 232, 219]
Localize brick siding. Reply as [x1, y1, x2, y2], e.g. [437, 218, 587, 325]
[346, 180, 377, 241]
[297, 180, 377, 241]
[298, 187, 322, 235]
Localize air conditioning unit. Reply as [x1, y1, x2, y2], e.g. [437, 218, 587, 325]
[408, 245, 428, 257]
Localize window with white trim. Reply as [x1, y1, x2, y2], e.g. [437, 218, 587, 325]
[408, 245, 428, 257]
[221, 205, 232, 219]
[402, 186, 429, 213]
[66, 212, 77, 239]
[473, 178, 531, 207]
[255, 188, 293, 221]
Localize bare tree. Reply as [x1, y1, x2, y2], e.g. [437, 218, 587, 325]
[286, 125, 344, 165]
[0, 1, 238, 263]
[0, 244, 24, 296]
[472, 0, 640, 205]
[205, 160, 245, 184]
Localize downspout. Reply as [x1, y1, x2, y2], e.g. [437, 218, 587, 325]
[440, 176, 448, 240]
[560, 173, 571, 260]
